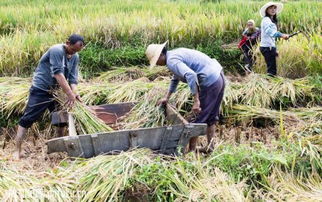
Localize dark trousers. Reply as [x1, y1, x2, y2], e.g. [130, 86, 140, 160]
[193, 71, 225, 126]
[260, 47, 277, 76]
[19, 86, 58, 128]
[242, 44, 254, 68]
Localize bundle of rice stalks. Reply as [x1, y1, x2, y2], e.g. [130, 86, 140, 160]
[75, 149, 153, 201]
[222, 74, 320, 111]
[54, 91, 113, 135]
[290, 107, 322, 122]
[120, 81, 192, 129]
[166, 157, 248, 201]
[144, 66, 171, 81]
[96, 66, 171, 83]
[172, 83, 192, 113]
[122, 86, 168, 129]
[77, 82, 116, 105]
[0, 80, 29, 118]
[225, 104, 300, 125]
[106, 80, 167, 103]
[0, 167, 76, 201]
[261, 168, 322, 201]
[71, 102, 114, 134]
[96, 67, 145, 83]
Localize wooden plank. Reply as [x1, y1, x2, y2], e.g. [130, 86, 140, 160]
[46, 137, 66, 154]
[91, 134, 102, 156]
[176, 123, 207, 154]
[159, 125, 185, 153]
[68, 113, 77, 136]
[159, 126, 173, 153]
[63, 136, 84, 157]
[165, 104, 188, 125]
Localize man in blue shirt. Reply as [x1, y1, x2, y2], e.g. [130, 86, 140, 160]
[14, 34, 84, 159]
[146, 41, 225, 153]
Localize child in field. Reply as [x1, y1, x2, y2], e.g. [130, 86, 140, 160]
[239, 19, 260, 72]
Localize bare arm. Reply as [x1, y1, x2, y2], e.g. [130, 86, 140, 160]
[192, 90, 201, 114]
[70, 83, 82, 102]
[54, 73, 76, 107]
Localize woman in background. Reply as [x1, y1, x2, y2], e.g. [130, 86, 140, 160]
[259, 2, 289, 76]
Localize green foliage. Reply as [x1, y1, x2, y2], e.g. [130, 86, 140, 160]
[0, 0, 320, 76]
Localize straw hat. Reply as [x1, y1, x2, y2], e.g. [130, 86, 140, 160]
[260, 2, 283, 17]
[145, 41, 168, 67]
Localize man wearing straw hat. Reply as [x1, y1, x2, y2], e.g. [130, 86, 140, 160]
[146, 42, 225, 153]
[14, 34, 85, 160]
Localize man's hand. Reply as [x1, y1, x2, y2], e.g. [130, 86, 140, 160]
[281, 34, 290, 40]
[158, 92, 172, 106]
[192, 100, 201, 114]
[157, 97, 168, 106]
[66, 92, 77, 108]
[75, 94, 82, 102]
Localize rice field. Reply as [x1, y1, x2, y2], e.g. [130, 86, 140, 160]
[0, 0, 321, 201]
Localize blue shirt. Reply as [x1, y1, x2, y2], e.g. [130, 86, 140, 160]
[260, 17, 283, 47]
[32, 44, 79, 91]
[166, 48, 223, 95]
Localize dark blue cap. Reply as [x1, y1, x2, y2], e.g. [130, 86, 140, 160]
[68, 34, 85, 45]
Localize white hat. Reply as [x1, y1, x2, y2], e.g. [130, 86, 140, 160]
[247, 19, 255, 25]
[260, 2, 283, 17]
[145, 41, 168, 68]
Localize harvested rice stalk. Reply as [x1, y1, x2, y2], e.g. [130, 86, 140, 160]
[76, 149, 153, 202]
[107, 80, 167, 103]
[122, 86, 168, 129]
[0, 166, 76, 201]
[262, 168, 322, 201]
[71, 102, 114, 134]
[54, 91, 113, 135]
[95, 66, 171, 83]
[226, 104, 300, 124]
[222, 74, 320, 111]
[78, 82, 115, 105]
[96, 67, 145, 82]
[1, 82, 29, 118]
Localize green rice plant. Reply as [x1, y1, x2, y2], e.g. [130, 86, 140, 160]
[0, 0, 320, 76]
[254, 34, 322, 78]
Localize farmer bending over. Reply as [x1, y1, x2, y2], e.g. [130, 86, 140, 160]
[239, 19, 260, 72]
[146, 42, 225, 152]
[14, 34, 84, 160]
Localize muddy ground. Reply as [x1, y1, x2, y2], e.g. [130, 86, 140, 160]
[0, 123, 280, 172]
